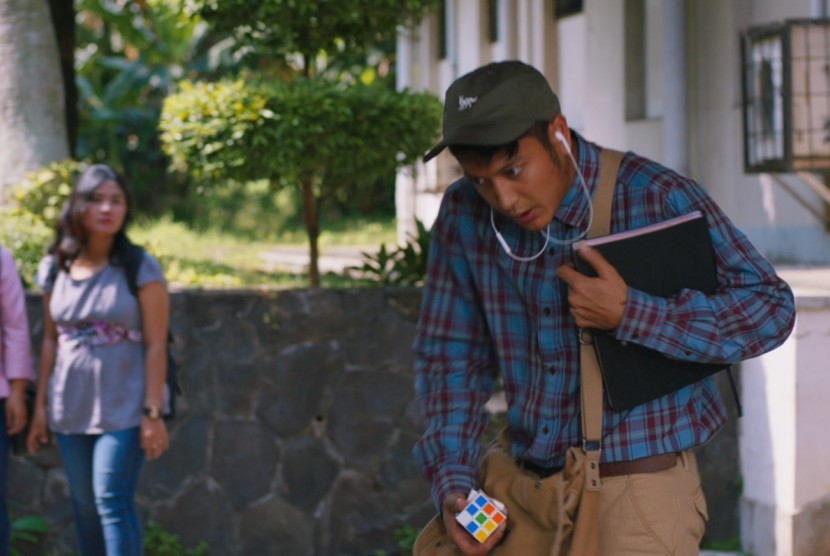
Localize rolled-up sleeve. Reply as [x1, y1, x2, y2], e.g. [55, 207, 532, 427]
[0, 247, 35, 395]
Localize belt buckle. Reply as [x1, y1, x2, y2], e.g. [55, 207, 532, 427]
[582, 438, 601, 452]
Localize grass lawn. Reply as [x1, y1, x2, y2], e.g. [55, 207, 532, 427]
[129, 216, 398, 289]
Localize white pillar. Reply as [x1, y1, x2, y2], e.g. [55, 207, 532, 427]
[396, 28, 413, 91]
[662, 0, 688, 176]
[455, 0, 484, 75]
[740, 272, 830, 556]
[517, 0, 531, 62]
[529, 0, 545, 69]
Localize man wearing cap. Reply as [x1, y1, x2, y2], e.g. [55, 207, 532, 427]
[412, 60, 795, 555]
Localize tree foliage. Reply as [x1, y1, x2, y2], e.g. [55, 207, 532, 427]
[161, 78, 440, 187]
[75, 0, 245, 212]
[171, 0, 444, 286]
[184, 0, 441, 76]
[159, 78, 441, 284]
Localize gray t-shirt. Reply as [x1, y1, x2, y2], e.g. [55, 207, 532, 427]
[37, 252, 166, 434]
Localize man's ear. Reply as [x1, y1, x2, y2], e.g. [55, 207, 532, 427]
[547, 116, 570, 155]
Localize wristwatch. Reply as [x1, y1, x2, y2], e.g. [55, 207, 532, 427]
[143, 405, 162, 420]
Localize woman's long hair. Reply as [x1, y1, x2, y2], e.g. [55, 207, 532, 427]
[48, 164, 134, 272]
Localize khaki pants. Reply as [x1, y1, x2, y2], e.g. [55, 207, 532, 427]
[598, 451, 708, 556]
[415, 451, 707, 556]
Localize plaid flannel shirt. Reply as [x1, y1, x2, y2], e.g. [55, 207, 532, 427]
[413, 132, 796, 509]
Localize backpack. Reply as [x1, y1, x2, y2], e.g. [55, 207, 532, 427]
[48, 244, 181, 419]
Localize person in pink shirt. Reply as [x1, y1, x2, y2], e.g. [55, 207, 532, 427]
[0, 245, 35, 556]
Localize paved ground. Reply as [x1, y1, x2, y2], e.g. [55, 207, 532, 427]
[257, 245, 371, 275]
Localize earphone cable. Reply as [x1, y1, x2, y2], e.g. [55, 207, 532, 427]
[491, 143, 594, 260]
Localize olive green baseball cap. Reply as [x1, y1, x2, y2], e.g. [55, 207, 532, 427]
[423, 60, 561, 162]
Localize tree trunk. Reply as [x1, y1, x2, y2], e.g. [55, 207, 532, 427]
[0, 0, 69, 199]
[47, 0, 77, 157]
[301, 174, 321, 287]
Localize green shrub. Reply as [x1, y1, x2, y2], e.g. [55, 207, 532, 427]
[5, 159, 85, 227]
[0, 211, 54, 288]
[351, 219, 430, 286]
[10, 515, 49, 556]
[160, 77, 440, 286]
[144, 521, 208, 556]
[2, 158, 86, 287]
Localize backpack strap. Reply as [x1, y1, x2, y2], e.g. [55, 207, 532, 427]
[122, 243, 145, 299]
[588, 149, 624, 238]
[121, 243, 182, 405]
[581, 148, 623, 442]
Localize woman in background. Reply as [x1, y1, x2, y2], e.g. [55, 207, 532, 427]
[27, 164, 170, 556]
[0, 246, 35, 556]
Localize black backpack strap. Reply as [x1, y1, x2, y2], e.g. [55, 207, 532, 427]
[122, 243, 145, 299]
[123, 244, 181, 407]
[47, 256, 59, 288]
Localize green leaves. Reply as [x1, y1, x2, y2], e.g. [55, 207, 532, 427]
[186, 0, 442, 74]
[160, 0, 443, 285]
[2, 158, 84, 286]
[144, 521, 209, 556]
[5, 158, 84, 227]
[10, 515, 49, 556]
[160, 77, 441, 198]
[352, 219, 431, 286]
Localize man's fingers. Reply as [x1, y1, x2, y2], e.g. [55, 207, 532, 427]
[442, 493, 467, 515]
[556, 262, 581, 284]
[574, 246, 617, 278]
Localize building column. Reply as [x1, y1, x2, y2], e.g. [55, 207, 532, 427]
[740, 281, 830, 556]
[662, 0, 688, 176]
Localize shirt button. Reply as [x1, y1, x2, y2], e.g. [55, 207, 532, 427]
[542, 426, 550, 434]
[543, 307, 552, 316]
[548, 248, 556, 256]
[548, 366, 556, 375]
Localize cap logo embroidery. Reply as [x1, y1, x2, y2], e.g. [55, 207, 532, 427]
[458, 95, 478, 111]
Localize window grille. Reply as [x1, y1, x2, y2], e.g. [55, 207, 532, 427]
[742, 19, 830, 173]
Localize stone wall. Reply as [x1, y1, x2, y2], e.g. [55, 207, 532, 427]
[9, 288, 740, 555]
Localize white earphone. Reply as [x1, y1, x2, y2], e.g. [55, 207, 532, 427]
[554, 130, 571, 153]
[490, 208, 550, 260]
[490, 128, 594, 262]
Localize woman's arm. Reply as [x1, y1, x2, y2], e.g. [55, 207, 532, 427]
[138, 280, 170, 461]
[27, 293, 56, 453]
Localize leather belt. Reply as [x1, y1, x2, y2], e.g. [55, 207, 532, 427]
[519, 452, 680, 479]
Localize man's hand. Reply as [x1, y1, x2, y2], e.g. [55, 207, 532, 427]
[557, 246, 628, 330]
[441, 492, 507, 555]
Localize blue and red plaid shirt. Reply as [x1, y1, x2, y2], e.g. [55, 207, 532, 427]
[413, 132, 796, 509]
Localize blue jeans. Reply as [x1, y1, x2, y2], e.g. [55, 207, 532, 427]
[56, 428, 144, 556]
[0, 400, 9, 556]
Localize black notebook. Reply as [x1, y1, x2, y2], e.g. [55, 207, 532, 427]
[573, 211, 728, 410]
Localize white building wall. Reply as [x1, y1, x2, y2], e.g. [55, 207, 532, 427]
[397, 0, 830, 262]
[689, 0, 830, 265]
[556, 14, 586, 132]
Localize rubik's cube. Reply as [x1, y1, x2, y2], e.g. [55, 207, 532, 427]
[454, 489, 507, 543]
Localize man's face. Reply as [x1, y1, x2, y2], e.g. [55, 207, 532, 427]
[458, 130, 574, 232]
